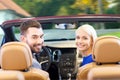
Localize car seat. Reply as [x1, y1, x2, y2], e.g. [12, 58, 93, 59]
[76, 36, 120, 80]
[87, 67, 120, 80]
[0, 71, 24, 80]
[0, 42, 50, 80]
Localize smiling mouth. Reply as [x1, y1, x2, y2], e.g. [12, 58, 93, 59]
[78, 45, 85, 48]
[35, 46, 41, 49]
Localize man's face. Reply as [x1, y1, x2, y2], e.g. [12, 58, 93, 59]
[21, 27, 44, 53]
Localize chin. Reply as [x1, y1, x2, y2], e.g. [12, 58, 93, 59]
[34, 49, 40, 52]
[36, 49, 41, 53]
[80, 49, 86, 52]
[34, 48, 41, 52]
[79, 48, 85, 51]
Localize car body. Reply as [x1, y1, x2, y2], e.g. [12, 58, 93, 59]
[0, 14, 120, 80]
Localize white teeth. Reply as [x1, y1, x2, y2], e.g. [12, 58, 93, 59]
[79, 45, 84, 48]
[37, 46, 41, 48]
[35, 45, 40, 48]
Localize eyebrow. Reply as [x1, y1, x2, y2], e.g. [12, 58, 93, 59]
[32, 34, 44, 37]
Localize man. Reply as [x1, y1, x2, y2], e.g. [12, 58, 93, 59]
[20, 20, 44, 69]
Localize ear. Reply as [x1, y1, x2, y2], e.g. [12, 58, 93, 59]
[20, 35, 26, 42]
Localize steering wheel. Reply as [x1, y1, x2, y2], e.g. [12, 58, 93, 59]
[37, 46, 52, 71]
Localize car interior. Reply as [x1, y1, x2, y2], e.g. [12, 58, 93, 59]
[0, 15, 120, 80]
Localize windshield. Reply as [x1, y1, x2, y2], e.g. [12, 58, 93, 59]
[43, 29, 75, 41]
[9, 21, 120, 42]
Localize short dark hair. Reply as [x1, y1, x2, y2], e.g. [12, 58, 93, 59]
[20, 20, 42, 35]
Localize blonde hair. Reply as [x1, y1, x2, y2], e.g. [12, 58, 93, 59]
[76, 24, 97, 43]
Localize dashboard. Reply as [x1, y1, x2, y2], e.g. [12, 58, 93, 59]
[47, 46, 77, 79]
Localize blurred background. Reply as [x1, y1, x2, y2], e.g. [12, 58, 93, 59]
[0, 0, 120, 30]
[0, 0, 120, 22]
[13, 0, 120, 16]
[0, 0, 120, 43]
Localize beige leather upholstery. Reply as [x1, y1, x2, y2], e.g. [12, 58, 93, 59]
[0, 42, 32, 70]
[76, 36, 120, 80]
[0, 42, 50, 80]
[92, 36, 120, 64]
[88, 67, 120, 80]
[76, 62, 97, 80]
[0, 71, 24, 80]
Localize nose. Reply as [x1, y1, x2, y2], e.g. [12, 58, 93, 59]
[76, 38, 83, 43]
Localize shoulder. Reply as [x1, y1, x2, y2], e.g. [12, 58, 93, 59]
[32, 58, 42, 69]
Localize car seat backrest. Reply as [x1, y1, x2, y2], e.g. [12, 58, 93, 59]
[0, 71, 25, 80]
[87, 67, 120, 80]
[0, 42, 50, 80]
[77, 36, 120, 80]
[92, 36, 120, 64]
[0, 42, 32, 70]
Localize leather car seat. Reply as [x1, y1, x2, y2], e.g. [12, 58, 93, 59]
[88, 67, 120, 80]
[0, 71, 24, 80]
[0, 42, 50, 80]
[76, 36, 120, 80]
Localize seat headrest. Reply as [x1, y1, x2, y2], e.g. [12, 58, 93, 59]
[92, 36, 120, 63]
[0, 42, 32, 70]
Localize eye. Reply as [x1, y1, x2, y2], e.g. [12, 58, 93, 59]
[32, 36, 38, 39]
[82, 36, 88, 40]
[76, 36, 80, 39]
[83, 37, 88, 40]
[40, 34, 44, 39]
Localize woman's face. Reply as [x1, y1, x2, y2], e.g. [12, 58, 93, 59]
[75, 29, 93, 53]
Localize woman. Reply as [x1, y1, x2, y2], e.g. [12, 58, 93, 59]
[75, 24, 97, 66]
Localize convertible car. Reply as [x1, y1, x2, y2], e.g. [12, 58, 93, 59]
[0, 14, 120, 80]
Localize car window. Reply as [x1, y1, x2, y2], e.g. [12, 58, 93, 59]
[13, 23, 76, 41]
[0, 27, 4, 44]
[13, 27, 20, 40]
[13, 21, 120, 41]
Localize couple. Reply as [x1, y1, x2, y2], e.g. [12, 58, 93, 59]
[20, 20, 97, 68]
[20, 20, 97, 80]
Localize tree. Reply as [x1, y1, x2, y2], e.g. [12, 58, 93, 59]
[105, 0, 120, 29]
[13, 0, 76, 16]
[113, 0, 120, 14]
[71, 0, 109, 14]
[13, 0, 110, 16]
[105, 0, 120, 14]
